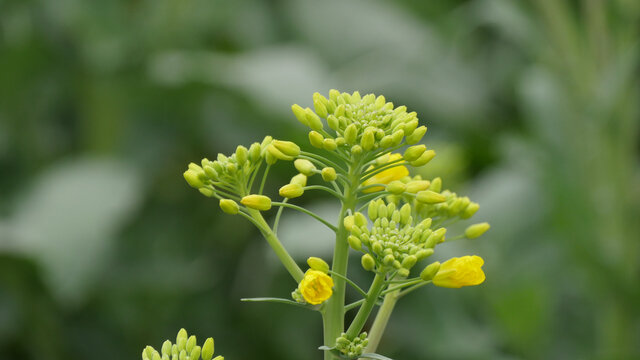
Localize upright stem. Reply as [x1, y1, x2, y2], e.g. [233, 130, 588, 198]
[323, 165, 359, 360]
[363, 290, 400, 355]
[345, 272, 386, 339]
[248, 209, 304, 282]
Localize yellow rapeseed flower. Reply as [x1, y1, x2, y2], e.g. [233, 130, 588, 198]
[362, 154, 409, 193]
[298, 270, 334, 305]
[432, 255, 485, 288]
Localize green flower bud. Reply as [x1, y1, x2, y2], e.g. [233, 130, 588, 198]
[420, 261, 441, 281]
[186, 336, 196, 353]
[308, 131, 324, 148]
[292, 104, 309, 126]
[379, 135, 394, 148]
[307, 257, 330, 273]
[184, 169, 206, 189]
[402, 255, 418, 269]
[405, 180, 430, 194]
[327, 115, 340, 130]
[397, 268, 410, 277]
[461, 202, 479, 219]
[415, 248, 434, 260]
[400, 203, 412, 224]
[321, 167, 337, 182]
[190, 346, 201, 360]
[403, 145, 426, 162]
[344, 124, 358, 144]
[313, 99, 328, 118]
[294, 159, 316, 176]
[272, 140, 301, 157]
[406, 125, 427, 144]
[249, 143, 262, 162]
[162, 341, 172, 356]
[361, 128, 375, 151]
[267, 144, 294, 161]
[430, 228, 447, 245]
[391, 129, 404, 146]
[176, 329, 188, 351]
[335, 137, 346, 146]
[323, 138, 338, 151]
[351, 145, 363, 155]
[213, 356, 224, 360]
[348, 235, 362, 251]
[383, 254, 395, 265]
[410, 149, 436, 167]
[235, 145, 248, 166]
[265, 150, 278, 165]
[361, 254, 376, 271]
[416, 190, 446, 204]
[354, 212, 368, 227]
[343, 215, 355, 231]
[403, 119, 419, 136]
[429, 177, 442, 192]
[241, 194, 272, 211]
[279, 183, 304, 198]
[383, 180, 405, 195]
[203, 166, 218, 180]
[368, 200, 378, 220]
[465, 222, 490, 239]
[305, 108, 324, 131]
[202, 338, 214, 360]
[199, 188, 215, 197]
[291, 174, 307, 187]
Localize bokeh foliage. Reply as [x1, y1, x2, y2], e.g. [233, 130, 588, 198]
[0, 0, 638, 359]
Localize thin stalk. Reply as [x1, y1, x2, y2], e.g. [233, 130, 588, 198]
[327, 270, 368, 298]
[346, 272, 387, 339]
[259, 164, 271, 194]
[272, 202, 338, 232]
[304, 185, 345, 200]
[247, 209, 304, 282]
[362, 291, 399, 356]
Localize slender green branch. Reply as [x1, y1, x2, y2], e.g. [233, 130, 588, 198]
[398, 281, 431, 298]
[247, 161, 263, 192]
[327, 270, 368, 298]
[272, 198, 289, 235]
[272, 202, 338, 232]
[300, 151, 347, 175]
[304, 185, 345, 200]
[346, 272, 387, 339]
[362, 292, 398, 356]
[259, 164, 271, 194]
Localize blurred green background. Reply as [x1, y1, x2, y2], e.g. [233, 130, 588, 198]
[1, 0, 639, 359]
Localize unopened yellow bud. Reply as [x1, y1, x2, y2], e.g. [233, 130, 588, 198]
[201, 338, 214, 360]
[291, 174, 307, 187]
[199, 188, 215, 197]
[183, 169, 206, 189]
[344, 124, 358, 144]
[213, 356, 224, 360]
[405, 180, 431, 193]
[305, 108, 324, 131]
[241, 194, 272, 211]
[279, 183, 304, 198]
[406, 125, 427, 144]
[403, 145, 426, 162]
[465, 222, 490, 239]
[321, 167, 337, 182]
[380, 135, 394, 148]
[186, 336, 196, 353]
[217, 199, 238, 214]
[368, 200, 379, 220]
[294, 159, 316, 176]
[351, 144, 363, 155]
[401, 255, 417, 269]
[267, 144, 294, 161]
[190, 346, 201, 360]
[361, 254, 376, 271]
[386, 181, 406, 195]
[420, 261, 441, 281]
[416, 190, 446, 204]
[433, 256, 485, 288]
[176, 329, 188, 350]
[429, 177, 442, 192]
[272, 140, 301, 157]
[327, 115, 340, 130]
[391, 129, 404, 146]
[461, 202, 479, 219]
[307, 257, 330, 273]
[410, 149, 436, 167]
[348, 235, 362, 251]
[249, 143, 262, 162]
[362, 154, 409, 193]
[291, 104, 309, 126]
[313, 97, 328, 118]
[361, 128, 375, 151]
[343, 215, 355, 231]
[309, 131, 324, 148]
[323, 138, 338, 151]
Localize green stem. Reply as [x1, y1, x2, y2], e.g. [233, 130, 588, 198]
[323, 166, 360, 360]
[272, 202, 338, 232]
[247, 209, 304, 282]
[362, 291, 400, 356]
[346, 272, 387, 339]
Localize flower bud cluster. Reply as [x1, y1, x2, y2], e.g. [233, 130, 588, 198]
[346, 200, 443, 277]
[414, 186, 480, 221]
[142, 329, 222, 360]
[335, 332, 369, 358]
[292, 90, 426, 156]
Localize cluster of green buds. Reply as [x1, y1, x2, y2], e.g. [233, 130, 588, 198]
[346, 200, 443, 277]
[183, 136, 302, 213]
[141, 329, 222, 360]
[335, 332, 369, 358]
[292, 90, 426, 157]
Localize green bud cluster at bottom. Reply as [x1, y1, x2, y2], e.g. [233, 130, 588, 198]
[142, 328, 222, 360]
[336, 332, 369, 358]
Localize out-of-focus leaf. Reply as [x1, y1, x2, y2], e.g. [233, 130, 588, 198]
[3, 158, 142, 305]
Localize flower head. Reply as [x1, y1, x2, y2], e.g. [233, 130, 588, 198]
[433, 255, 485, 288]
[362, 153, 409, 193]
[298, 270, 334, 305]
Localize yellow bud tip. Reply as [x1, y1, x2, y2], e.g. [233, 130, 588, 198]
[433, 255, 485, 288]
[465, 222, 490, 239]
[416, 190, 446, 204]
[279, 183, 304, 199]
[298, 270, 334, 305]
[240, 194, 272, 211]
[362, 153, 409, 193]
[321, 167, 337, 182]
[307, 257, 330, 273]
[219, 199, 239, 215]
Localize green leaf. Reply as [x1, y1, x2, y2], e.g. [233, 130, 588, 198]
[240, 297, 316, 310]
